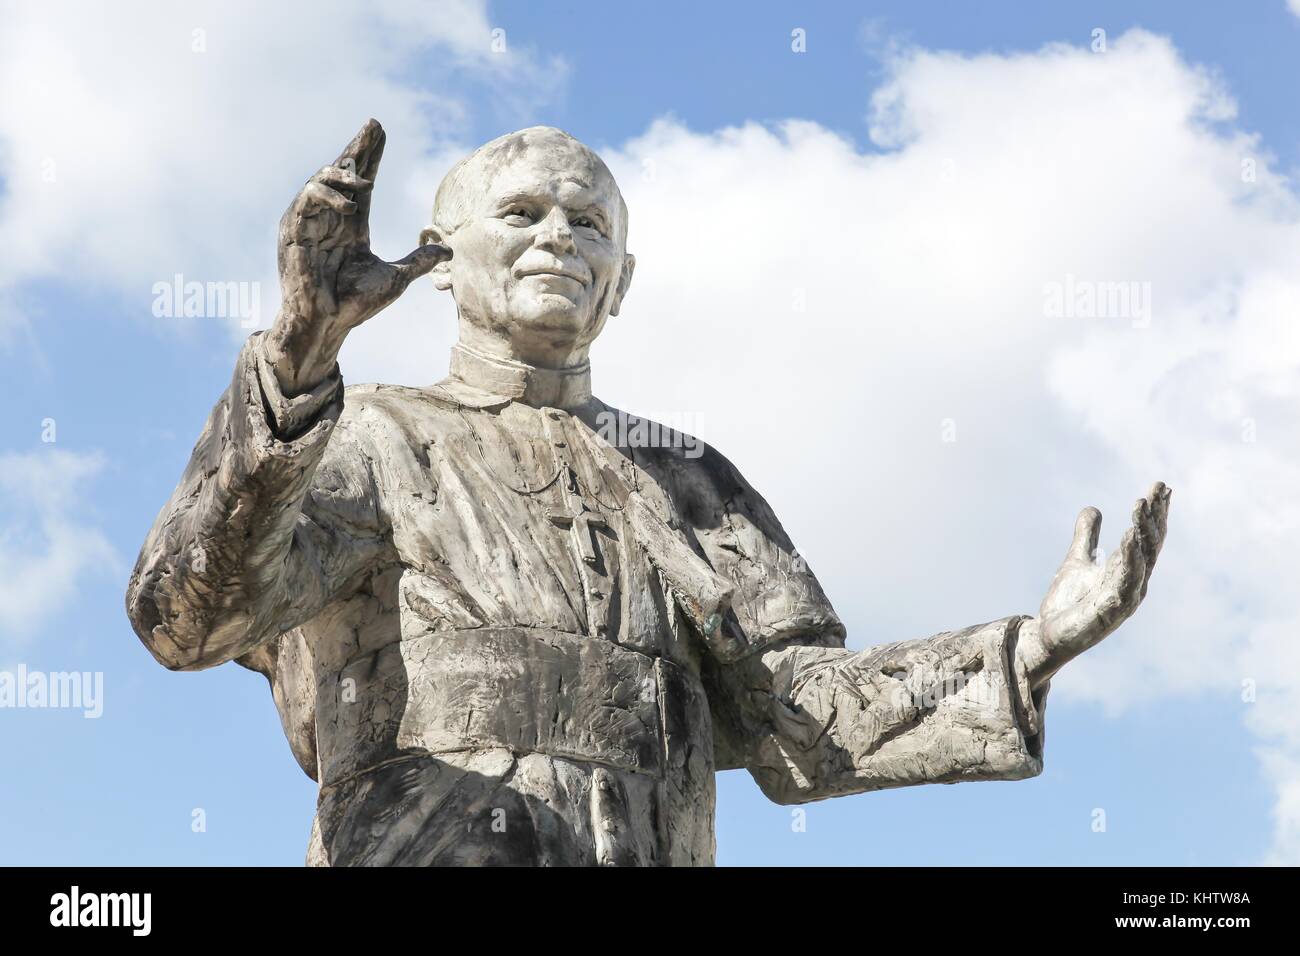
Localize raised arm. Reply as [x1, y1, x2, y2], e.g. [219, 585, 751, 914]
[125, 120, 449, 670]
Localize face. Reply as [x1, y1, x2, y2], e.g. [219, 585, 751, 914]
[429, 137, 634, 366]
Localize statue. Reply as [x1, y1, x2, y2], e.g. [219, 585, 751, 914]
[125, 120, 1172, 866]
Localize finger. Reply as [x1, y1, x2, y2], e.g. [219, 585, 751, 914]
[313, 165, 373, 193]
[346, 246, 454, 316]
[1151, 482, 1171, 551]
[389, 243, 453, 285]
[1103, 520, 1146, 619]
[1131, 497, 1147, 531]
[1067, 506, 1103, 563]
[299, 181, 357, 216]
[1104, 503, 1144, 580]
[1133, 497, 1159, 594]
[332, 118, 385, 180]
[1124, 500, 1149, 594]
[358, 123, 387, 181]
[1141, 483, 1171, 595]
[1144, 481, 1165, 534]
[1138, 494, 1159, 555]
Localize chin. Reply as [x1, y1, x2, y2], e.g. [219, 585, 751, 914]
[511, 294, 594, 336]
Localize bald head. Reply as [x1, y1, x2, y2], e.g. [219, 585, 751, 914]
[422, 125, 637, 369]
[432, 126, 628, 246]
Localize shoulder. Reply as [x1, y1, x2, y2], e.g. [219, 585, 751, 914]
[594, 404, 753, 502]
[338, 381, 477, 435]
[320, 383, 472, 481]
[596, 403, 844, 655]
[591, 403, 732, 478]
[343, 381, 461, 415]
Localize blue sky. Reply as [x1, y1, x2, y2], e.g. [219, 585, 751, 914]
[2, 1, 1298, 865]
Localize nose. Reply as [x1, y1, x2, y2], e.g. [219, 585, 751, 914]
[534, 206, 577, 255]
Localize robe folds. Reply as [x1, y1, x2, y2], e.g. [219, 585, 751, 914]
[126, 334, 1049, 866]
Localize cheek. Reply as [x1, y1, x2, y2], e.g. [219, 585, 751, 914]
[483, 225, 534, 266]
[582, 244, 620, 283]
[452, 227, 527, 278]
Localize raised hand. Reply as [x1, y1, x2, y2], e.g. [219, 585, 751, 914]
[262, 119, 451, 395]
[1018, 481, 1172, 688]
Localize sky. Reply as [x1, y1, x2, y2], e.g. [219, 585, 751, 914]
[0, 0, 1297, 866]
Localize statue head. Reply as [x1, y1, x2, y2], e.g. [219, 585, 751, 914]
[420, 127, 636, 368]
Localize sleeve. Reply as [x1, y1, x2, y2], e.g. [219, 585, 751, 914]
[716, 617, 1050, 804]
[653, 443, 1049, 797]
[124, 332, 395, 672]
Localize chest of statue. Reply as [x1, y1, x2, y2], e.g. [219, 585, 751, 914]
[381, 397, 705, 667]
[305, 391, 734, 805]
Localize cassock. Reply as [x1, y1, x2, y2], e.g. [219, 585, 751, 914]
[126, 334, 1050, 866]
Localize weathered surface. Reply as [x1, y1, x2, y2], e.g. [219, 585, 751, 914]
[125, 121, 1169, 866]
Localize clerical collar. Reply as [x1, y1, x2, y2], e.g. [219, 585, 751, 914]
[447, 343, 593, 410]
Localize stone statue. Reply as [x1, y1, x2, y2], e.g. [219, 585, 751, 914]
[125, 120, 1172, 866]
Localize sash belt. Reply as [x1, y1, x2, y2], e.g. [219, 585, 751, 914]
[317, 627, 704, 788]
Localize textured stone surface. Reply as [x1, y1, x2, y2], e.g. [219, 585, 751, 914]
[125, 120, 1169, 866]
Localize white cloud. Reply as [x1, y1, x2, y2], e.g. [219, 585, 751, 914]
[0, 450, 117, 639]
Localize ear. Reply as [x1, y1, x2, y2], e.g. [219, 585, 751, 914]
[420, 226, 454, 291]
[609, 253, 636, 317]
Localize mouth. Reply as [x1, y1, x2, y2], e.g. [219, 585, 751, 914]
[518, 267, 588, 285]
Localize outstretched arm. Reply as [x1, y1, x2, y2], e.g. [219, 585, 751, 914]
[710, 483, 1171, 805]
[713, 615, 1047, 804]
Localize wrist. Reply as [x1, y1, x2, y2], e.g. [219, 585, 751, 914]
[251, 336, 343, 440]
[1015, 616, 1053, 690]
[262, 314, 342, 397]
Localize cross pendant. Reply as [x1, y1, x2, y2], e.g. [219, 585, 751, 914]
[542, 410, 609, 568]
[547, 499, 608, 566]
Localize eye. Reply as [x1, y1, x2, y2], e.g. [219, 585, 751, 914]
[502, 207, 534, 226]
[571, 216, 605, 237]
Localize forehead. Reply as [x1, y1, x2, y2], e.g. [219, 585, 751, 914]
[475, 142, 621, 207]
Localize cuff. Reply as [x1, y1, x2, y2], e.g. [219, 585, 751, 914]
[1007, 616, 1050, 755]
[250, 332, 344, 440]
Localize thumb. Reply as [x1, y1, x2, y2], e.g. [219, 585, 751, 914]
[1067, 506, 1102, 563]
[389, 243, 452, 289]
